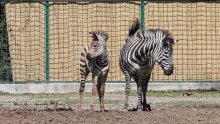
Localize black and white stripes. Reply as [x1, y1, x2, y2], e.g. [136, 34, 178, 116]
[119, 19, 176, 111]
[77, 19, 176, 112]
[78, 31, 109, 112]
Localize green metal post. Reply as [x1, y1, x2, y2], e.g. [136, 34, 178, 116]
[140, 0, 145, 29]
[45, 1, 50, 82]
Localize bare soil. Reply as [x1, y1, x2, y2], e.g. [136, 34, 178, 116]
[0, 91, 220, 124]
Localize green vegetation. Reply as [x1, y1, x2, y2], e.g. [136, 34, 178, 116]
[129, 90, 220, 98]
[37, 98, 120, 105]
[24, 92, 95, 99]
[1, 90, 220, 98]
[0, 90, 219, 108]
[95, 99, 121, 104]
[0, 3, 12, 82]
[46, 99, 79, 105]
[64, 98, 79, 105]
[31, 93, 73, 99]
[0, 91, 9, 95]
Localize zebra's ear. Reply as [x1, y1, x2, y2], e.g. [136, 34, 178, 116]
[162, 37, 176, 46]
[89, 32, 98, 41]
[101, 32, 109, 42]
[168, 37, 176, 45]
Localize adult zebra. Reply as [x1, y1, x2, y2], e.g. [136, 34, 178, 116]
[119, 19, 176, 111]
[77, 31, 109, 112]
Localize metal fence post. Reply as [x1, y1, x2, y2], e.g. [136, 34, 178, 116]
[45, 1, 50, 82]
[140, 0, 145, 29]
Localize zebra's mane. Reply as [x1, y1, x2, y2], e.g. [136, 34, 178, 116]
[89, 31, 109, 41]
[139, 29, 175, 45]
[128, 19, 140, 36]
[146, 29, 173, 38]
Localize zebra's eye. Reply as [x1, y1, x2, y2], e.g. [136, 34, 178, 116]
[164, 51, 169, 55]
[93, 41, 99, 47]
[94, 42, 99, 47]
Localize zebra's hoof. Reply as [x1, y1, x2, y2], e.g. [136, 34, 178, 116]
[143, 104, 152, 111]
[137, 105, 143, 111]
[146, 104, 152, 111]
[129, 108, 138, 111]
[90, 105, 94, 112]
[100, 107, 106, 112]
[128, 105, 141, 111]
[100, 109, 108, 112]
[124, 103, 129, 109]
[76, 107, 82, 112]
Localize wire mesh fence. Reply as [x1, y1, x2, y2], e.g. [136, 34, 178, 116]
[145, 1, 220, 81]
[0, 0, 220, 83]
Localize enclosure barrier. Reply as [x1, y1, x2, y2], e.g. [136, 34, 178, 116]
[0, 0, 220, 83]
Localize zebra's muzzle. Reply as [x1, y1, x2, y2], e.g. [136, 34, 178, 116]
[163, 65, 174, 76]
[86, 54, 93, 61]
[164, 69, 173, 76]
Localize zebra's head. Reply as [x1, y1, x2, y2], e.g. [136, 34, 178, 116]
[155, 32, 176, 76]
[87, 31, 108, 60]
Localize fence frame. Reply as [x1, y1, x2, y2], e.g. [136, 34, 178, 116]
[1, 0, 220, 83]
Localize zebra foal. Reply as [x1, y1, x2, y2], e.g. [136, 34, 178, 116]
[120, 19, 176, 111]
[77, 31, 109, 112]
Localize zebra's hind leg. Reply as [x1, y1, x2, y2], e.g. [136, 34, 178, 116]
[129, 76, 142, 111]
[77, 69, 89, 112]
[142, 75, 151, 111]
[124, 71, 131, 110]
[90, 75, 98, 112]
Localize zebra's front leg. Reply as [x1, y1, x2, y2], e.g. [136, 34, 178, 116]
[142, 83, 151, 111]
[136, 82, 143, 111]
[131, 76, 142, 111]
[124, 72, 131, 109]
[97, 82, 105, 112]
[97, 72, 107, 112]
[90, 75, 98, 112]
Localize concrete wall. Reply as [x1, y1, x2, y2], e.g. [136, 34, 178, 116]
[0, 82, 219, 93]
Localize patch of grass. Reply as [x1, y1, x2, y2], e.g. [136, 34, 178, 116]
[129, 90, 183, 97]
[61, 99, 121, 105]
[1, 90, 220, 98]
[128, 90, 183, 97]
[128, 90, 220, 97]
[187, 90, 220, 98]
[32, 93, 71, 99]
[30, 92, 93, 99]
[37, 98, 90, 105]
[64, 99, 81, 105]
[157, 101, 201, 107]
[36, 99, 60, 105]
[0, 91, 9, 95]
[99, 99, 121, 104]
[49, 100, 58, 105]
[34, 95, 121, 106]
[147, 90, 183, 97]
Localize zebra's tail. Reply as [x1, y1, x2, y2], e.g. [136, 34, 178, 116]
[128, 18, 140, 36]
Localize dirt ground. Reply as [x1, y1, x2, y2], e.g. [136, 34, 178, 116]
[0, 90, 220, 124]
